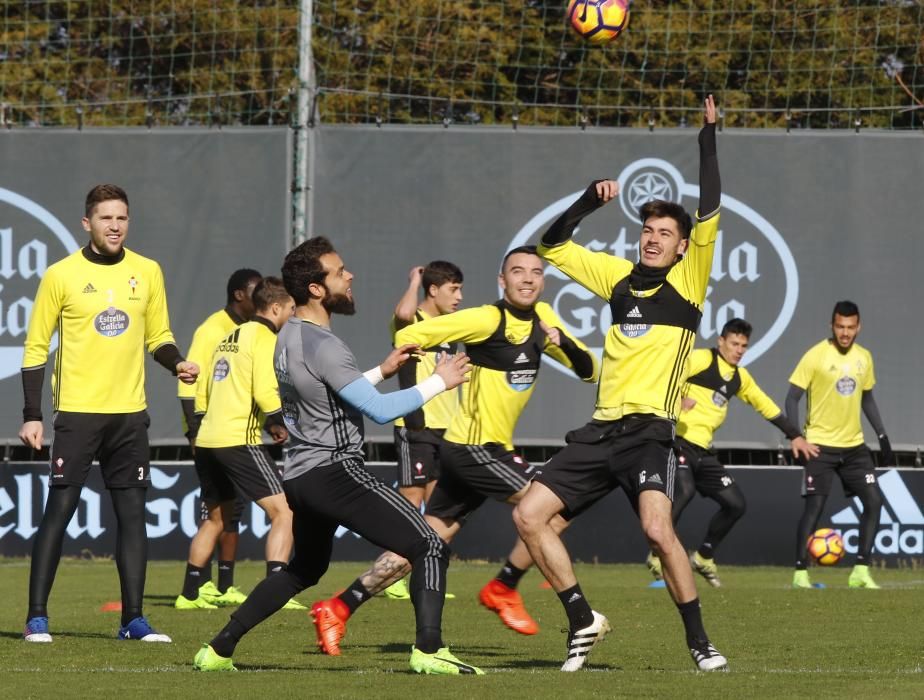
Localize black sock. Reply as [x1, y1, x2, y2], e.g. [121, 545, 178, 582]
[495, 560, 527, 589]
[182, 563, 209, 599]
[218, 560, 235, 594]
[676, 598, 707, 646]
[795, 562, 808, 571]
[210, 616, 249, 658]
[557, 584, 593, 631]
[337, 578, 372, 615]
[697, 542, 715, 560]
[412, 589, 445, 653]
[855, 554, 868, 566]
[266, 561, 287, 578]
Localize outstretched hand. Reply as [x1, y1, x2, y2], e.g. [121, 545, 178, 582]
[704, 94, 717, 125]
[380, 343, 422, 378]
[434, 351, 471, 390]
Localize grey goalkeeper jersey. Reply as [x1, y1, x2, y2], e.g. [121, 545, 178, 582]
[275, 317, 365, 480]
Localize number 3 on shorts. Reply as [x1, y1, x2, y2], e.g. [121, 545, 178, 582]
[138, 467, 145, 480]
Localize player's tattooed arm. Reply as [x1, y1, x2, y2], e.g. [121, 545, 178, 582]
[358, 551, 413, 594]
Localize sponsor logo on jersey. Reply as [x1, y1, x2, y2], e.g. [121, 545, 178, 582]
[212, 357, 230, 381]
[504, 157, 798, 378]
[0, 188, 79, 380]
[836, 376, 857, 396]
[712, 390, 728, 407]
[82, 283, 97, 294]
[514, 352, 530, 364]
[619, 323, 651, 338]
[507, 368, 537, 391]
[831, 470, 924, 555]
[94, 307, 130, 337]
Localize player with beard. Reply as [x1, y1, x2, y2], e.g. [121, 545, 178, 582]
[309, 245, 598, 654]
[787, 301, 890, 590]
[193, 237, 482, 675]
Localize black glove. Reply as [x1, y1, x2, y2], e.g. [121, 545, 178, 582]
[877, 434, 894, 467]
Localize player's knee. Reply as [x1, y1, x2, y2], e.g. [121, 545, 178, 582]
[513, 500, 546, 538]
[641, 516, 674, 553]
[860, 486, 883, 514]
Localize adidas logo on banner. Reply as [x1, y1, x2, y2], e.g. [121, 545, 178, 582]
[831, 470, 924, 555]
[82, 283, 97, 293]
[627, 305, 643, 318]
[514, 352, 529, 364]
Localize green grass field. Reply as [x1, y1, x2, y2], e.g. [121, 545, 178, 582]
[1, 558, 921, 698]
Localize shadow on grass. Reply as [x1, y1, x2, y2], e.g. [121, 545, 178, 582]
[1, 630, 115, 640]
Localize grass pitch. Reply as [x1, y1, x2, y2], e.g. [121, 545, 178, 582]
[1, 558, 921, 699]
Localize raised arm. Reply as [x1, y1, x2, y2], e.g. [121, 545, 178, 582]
[698, 94, 720, 221]
[541, 180, 618, 248]
[393, 266, 424, 329]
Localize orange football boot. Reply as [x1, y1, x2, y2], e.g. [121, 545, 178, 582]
[478, 579, 539, 635]
[310, 598, 350, 655]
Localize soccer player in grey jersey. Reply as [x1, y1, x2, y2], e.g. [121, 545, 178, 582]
[194, 237, 483, 676]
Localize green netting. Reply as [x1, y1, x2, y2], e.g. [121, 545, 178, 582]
[1, 1, 922, 128]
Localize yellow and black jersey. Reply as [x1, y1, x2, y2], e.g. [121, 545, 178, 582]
[178, 308, 245, 400]
[22, 247, 176, 413]
[678, 348, 782, 449]
[196, 317, 282, 448]
[538, 213, 719, 422]
[392, 309, 459, 431]
[789, 339, 875, 448]
[395, 301, 599, 449]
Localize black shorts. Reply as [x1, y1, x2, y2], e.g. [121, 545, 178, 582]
[533, 416, 676, 517]
[49, 411, 150, 489]
[282, 458, 447, 590]
[394, 426, 445, 487]
[426, 442, 534, 522]
[802, 445, 877, 498]
[674, 435, 735, 496]
[195, 445, 283, 504]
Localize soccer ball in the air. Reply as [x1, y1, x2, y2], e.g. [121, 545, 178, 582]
[567, 0, 630, 44]
[806, 528, 845, 566]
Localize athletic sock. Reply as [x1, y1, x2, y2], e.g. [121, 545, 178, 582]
[266, 561, 287, 578]
[337, 578, 372, 615]
[217, 560, 235, 594]
[697, 542, 715, 560]
[855, 554, 868, 566]
[557, 583, 593, 631]
[495, 560, 527, 589]
[210, 617, 248, 658]
[676, 598, 707, 647]
[182, 563, 209, 600]
[27, 605, 48, 620]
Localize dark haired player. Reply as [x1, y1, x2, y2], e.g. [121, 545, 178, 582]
[647, 318, 817, 587]
[176, 278, 305, 611]
[21, 184, 197, 643]
[177, 268, 262, 606]
[309, 246, 597, 654]
[513, 96, 729, 672]
[194, 237, 481, 675]
[787, 300, 890, 590]
[381, 262, 464, 601]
